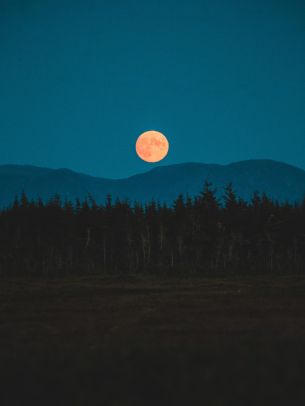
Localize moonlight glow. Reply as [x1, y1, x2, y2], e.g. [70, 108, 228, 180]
[136, 131, 169, 163]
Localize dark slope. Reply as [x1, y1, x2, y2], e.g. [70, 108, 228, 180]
[0, 159, 305, 207]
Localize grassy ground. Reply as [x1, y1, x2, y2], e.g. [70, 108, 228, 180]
[1, 274, 305, 405]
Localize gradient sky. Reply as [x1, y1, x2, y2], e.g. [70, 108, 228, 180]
[0, 0, 304, 178]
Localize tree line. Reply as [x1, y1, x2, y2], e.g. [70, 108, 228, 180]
[0, 182, 305, 276]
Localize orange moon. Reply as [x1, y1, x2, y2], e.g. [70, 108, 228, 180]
[136, 131, 169, 163]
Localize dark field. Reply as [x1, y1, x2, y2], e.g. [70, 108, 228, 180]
[1, 275, 305, 405]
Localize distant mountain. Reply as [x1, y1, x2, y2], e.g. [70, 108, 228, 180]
[0, 160, 305, 207]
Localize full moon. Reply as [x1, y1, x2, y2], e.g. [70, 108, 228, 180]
[136, 131, 169, 163]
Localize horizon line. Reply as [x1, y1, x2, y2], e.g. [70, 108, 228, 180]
[0, 158, 304, 180]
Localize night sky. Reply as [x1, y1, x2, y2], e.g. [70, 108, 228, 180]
[1, 0, 304, 178]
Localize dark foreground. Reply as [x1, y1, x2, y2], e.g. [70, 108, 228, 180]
[1, 275, 305, 405]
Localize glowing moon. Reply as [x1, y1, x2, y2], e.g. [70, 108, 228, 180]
[136, 131, 169, 163]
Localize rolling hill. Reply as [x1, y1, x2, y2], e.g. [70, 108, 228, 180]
[0, 159, 305, 207]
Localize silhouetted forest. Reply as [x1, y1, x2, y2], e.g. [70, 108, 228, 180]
[1, 182, 305, 276]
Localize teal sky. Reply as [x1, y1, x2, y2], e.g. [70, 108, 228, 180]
[0, 0, 304, 178]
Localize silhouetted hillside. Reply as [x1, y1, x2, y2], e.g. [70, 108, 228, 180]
[0, 159, 305, 207]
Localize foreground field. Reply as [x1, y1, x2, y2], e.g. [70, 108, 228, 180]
[1, 275, 305, 405]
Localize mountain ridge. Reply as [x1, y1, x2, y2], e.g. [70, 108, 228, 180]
[0, 159, 304, 207]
